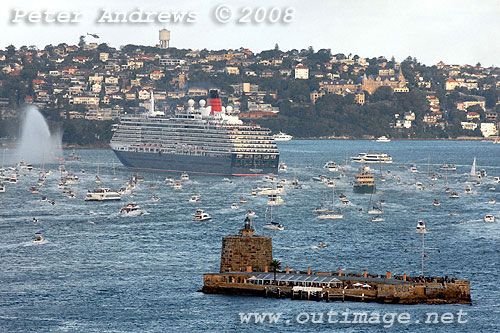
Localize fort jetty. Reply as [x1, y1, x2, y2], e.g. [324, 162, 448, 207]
[201, 219, 471, 304]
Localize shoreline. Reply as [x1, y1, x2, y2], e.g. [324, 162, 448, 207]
[0, 137, 495, 150]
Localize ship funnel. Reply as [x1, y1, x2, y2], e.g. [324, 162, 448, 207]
[207, 90, 222, 115]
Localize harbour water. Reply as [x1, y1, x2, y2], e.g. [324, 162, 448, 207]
[0, 140, 499, 332]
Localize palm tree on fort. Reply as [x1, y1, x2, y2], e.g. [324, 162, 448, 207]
[269, 259, 281, 285]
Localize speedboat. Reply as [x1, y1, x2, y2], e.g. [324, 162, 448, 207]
[151, 195, 160, 202]
[0, 182, 6, 193]
[173, 181, 182, 190]
[181, 172, 189, 181]
[488, 198, 496, 204]
[164, 177, 174, 184]
[484, 214, 495, 222]
[439, 163, 456, 171]
[189, 194, 200, 203]
[324, 161, 339, 172]
[368, 206, 383, 215]
[449, 192, 459, 198]
[433, 199, 440, 207]
[246, 210, 255, 217]
[239, 197, 247, 203]
[375, 136, 391, 142]
[263, 221, 284, 230]
[273, 132, 292, 141]
[371, 215, 384, 222]
[30, 186, 39, 194]
[464, 185, 472, 194]
[267, 194, 284, 206]
[416, 220, 427, 233]
[493, 177, 500, 184]
[278, 162, 287, 171]
[33, 233, 44, 243]
[327, 179, 336, 188]
[341, 199, 351, 206]
[410, 166, 418, 173]
[193, 209, 212, 221]
[120, 203, 146, 216]
[30, 217, 38, 223]
[231, 203, 239, 210]
[84, 188, 121, 201]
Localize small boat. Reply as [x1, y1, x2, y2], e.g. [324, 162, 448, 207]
[416, 220, 427, 233]
[231, 203, 239, 210]
[48, 200, 56, 205]
[95, 175, 101, 183]
[473, 182, 481, 187]
[40, 196, 47, 201]
[273, 132, 293, 141]
[33, 233, 44, 243]
[410, 166, 418, 173]
[371, 215, 384, 222]
[278, 162, 287, 171]
[30, 217, 38, 223]
[189, 194, 200, 203]
[85, 188, 121, 201]
[488, 198, 495, 204]
[323, 161, 339, 172]
[327, 179, 336, 188]
[439, 163, 456, 171]
[173, 181, 182, 190]
[164, 177, 174, 184]
[445, 187, 451, 193]
[120, 203, 146, 216]
[484, 214, 495, 223]
[433, 199, 440, 207]
[239, 197, 247, 203]
[151, 195, 160, 202]
[493, 177, 500, 184]
[449, 192, 459, 198]
[193, 209, 212, 221]
[149, 184, 157, 189]
[246, 210, 255, 217]
[263, 221, 284, 230]
[30, 186, 39, 194]
[341, 199, 351, 206]
[180, 172, 189, 181]
[267, 194, 284, 206]
[368, 206, 383, 215]
[379, 200, 386, 206]
[317, 211, 344, 219]
[449, 212, 459, 216]
[375, 136, 391, 142]
[317, 242, 328, 248]
[465, 185, 472, 194]
[489, 186, 496, 191]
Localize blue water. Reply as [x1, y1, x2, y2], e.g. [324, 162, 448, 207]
[0, 140, 499, 332]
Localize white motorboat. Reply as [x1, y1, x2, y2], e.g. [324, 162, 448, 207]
[352, 153, 393, 164]
[267, 194, 284, 206]
[246, 210, 255, 217]
[84, 188, 121, 201]
[493, 177, 500, 184]
[231, 203, 239, 210]
[30, 217, 38, 223]
[375, 136, 391, 142]
[368, 205, 383, 215]
[484, 214, 495, 223]
[164, 177, 174, 184]
[323, 161, 339, 172]
[258, 187, 278, 196]
[317, 242, 328, 248]
[173, 181, 182, 190]
[439, 163, 456, 171]
[30, 186, 39, 194]
[273, 132, 293, 141]
[410, 166, 418, 173]
[488, 198, 495, 204]
[189, 194, 200, 203]
[193, 209, 212, 221]
[64, 173, 79, 184]
[371, 215, 384, 222]
[327, 179, 336, 188]
[489, 186, 496, 191]
[433, 199, 440, 207]
[239, 197, 247, 203]
[465, 185, 472, 194]
[263, 221, 285, 230]
[317, 211, 344, 219]
[449, 192, 459, 198]
[278, 162, 288, 171]
[181, 172, 189, 181]
[416, 220, 427, 233]
[120, 203, 146, 216]
[33, 233, 44, 243]
[151, 195, 160, 202]
[341, 199, 351, 206]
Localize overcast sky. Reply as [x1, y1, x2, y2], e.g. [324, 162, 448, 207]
[1, 0, 499, 66]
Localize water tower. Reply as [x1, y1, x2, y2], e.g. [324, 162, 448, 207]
[159, 29, 170, 49]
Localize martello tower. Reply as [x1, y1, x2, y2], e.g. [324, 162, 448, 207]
[220, 218, 272, 273]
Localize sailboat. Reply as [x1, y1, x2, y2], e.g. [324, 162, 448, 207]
[317, 188, 343, 219]
[112, 162, 118, 181]
[263, 205, 284, 230]
[95, 158, 101, 183]
[367, 192, 383, 215]
[470, 156, 480, 181]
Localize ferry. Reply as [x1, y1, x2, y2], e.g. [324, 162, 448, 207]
[84, 188, 121, 201]
[110, 90, 279, 176]
[353, 166, 376, 194]
[375, 136, 391, 142]
[272, 132, 293, 142]
[351, 153, 393, 164]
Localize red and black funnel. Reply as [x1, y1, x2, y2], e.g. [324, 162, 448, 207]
[207, 90, 222, 115]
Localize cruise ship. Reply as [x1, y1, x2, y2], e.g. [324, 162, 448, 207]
[352, 152, 393, 164]
[110, 90, 280, 176]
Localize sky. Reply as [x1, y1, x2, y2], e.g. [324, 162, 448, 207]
[1, 0, 499, 66]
